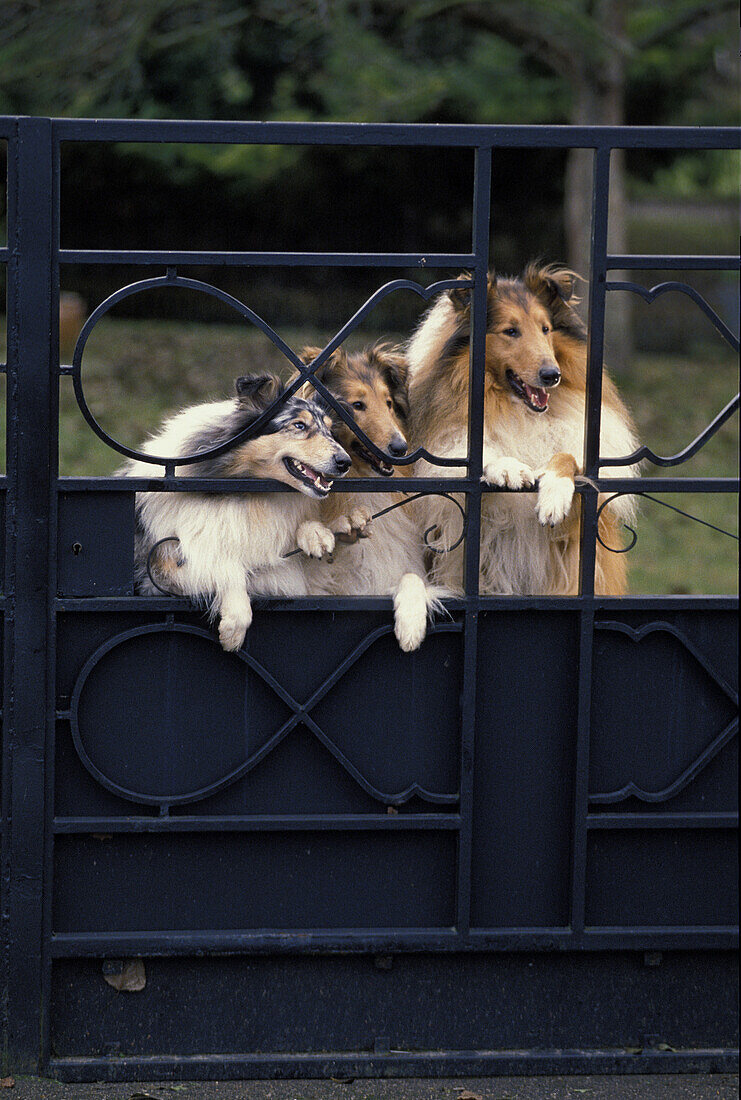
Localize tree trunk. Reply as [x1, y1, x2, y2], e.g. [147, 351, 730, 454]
[564, 2, 632, 367]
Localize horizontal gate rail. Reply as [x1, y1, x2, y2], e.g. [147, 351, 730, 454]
[52, 476, 741, 492]
[47, 117, 741, 146]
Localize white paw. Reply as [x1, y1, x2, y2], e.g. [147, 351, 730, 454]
[296, 520, 336, 559]
[536, 469, 575, 526]
[349, 505, 373, 533]
[393, 575, 428, 653]
[482, 457, 536, 490]
[334, 505, 373, 544]
[218, 608, 252, 652]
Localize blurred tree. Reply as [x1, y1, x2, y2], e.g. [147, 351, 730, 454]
[0, 0, 736, 350]
[413, 0, 736, 360]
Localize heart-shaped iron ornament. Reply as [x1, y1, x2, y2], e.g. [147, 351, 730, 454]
[70, 272, 473, 470]
[69, 622, 462, 811]
[600, 280, 739, 469]
[590, 621, 738, 805]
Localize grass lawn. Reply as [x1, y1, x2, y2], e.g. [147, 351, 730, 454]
[0, 315, 737, 595]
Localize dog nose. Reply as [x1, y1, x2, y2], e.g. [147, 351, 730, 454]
[333, 451, 351, 473]
[538, 362, 561, 387]
[388, 435, 407, 457]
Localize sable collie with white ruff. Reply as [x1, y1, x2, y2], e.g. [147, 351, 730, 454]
[406, 263, 640, 595]
[125, 374, 351, 651]
[296, 343, 446, 651]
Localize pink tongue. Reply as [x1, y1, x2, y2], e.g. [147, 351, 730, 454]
[524, 384, 548, 408]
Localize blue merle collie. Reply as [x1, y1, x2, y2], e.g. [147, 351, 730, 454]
[125, 374, 351, 651]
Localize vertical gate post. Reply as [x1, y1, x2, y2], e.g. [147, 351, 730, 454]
[570, 143, 612, 934]
[456, 145, 492, 934]
[3, 116, 55, 1071]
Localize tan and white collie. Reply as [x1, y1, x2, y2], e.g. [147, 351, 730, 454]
[406, 263, 640, 595]
[125, 373, 351, 651]
[296, 343, 446, 651]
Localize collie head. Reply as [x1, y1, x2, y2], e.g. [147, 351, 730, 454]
[408, 262, 591, 428]
[298, 343, 410, 476]
[182, 373, 351, 498]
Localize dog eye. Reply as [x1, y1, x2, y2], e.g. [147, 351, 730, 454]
[503, 327, 520, 338]
[352, 401, 366, 411]
[386, 399, 393, 409]
[293, 420, 307, 430]
[542, 324, 550, 334]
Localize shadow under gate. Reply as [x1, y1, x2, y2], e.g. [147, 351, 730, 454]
[0, 116, 738, 1080]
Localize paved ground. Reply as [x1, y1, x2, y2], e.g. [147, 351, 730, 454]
[3, 1076, 738, 1100]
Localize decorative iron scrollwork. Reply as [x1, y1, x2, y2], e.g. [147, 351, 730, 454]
[71, 272, 473, 471]
[69, 622, 463, 812]
[590, 620, 738, 804]
[596, 491, 738, 555]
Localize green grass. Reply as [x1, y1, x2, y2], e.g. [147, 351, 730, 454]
[0, 316, 737, 595]
[613, 344, 738, 595]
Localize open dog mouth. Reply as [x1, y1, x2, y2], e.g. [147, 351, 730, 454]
[506, 369, 549, 413]
[283, 457, 333, 497]
[351, 440, 394, 476]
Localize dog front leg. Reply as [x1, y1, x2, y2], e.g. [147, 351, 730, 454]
[216, 586, 253, 652]
[536, 452, 579, 527]
[393, 573, 430, 653]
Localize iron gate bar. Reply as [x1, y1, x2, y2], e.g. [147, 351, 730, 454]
[3, 116, 56, 1071]
[41, 123, 63, 1075]
[48, 810, 741, 832]
[607, 254, 740, 270]
[56, 250, 741, 268]
[44, 1050, 740, 1079]
[53, 477, 741, 492]
[52, 595, 739, 615]
[59, 250, 478, 266]
[50, 117, 740, 146]
[588, 813, 738, 829]
[569, 145, 610, 937]
[456, 144, 492, 937]
[53, 813, 463, 833]
[46, 927, 736, 957]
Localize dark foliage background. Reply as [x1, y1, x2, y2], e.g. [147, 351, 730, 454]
[0, 1, 738, 343]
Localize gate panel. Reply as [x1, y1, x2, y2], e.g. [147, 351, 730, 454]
[54, 832, 457, 932]
[1, 116, 738, 1078]
[57, 491, 134, 596]
[472, 609, 579, 928]
[49, 952, 738, 1071]
[585, 830, 738, 926]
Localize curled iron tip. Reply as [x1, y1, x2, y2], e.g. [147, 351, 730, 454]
[146, 536, 183, 596]
[595, 492, 639, 554]
[421, 492, 467, 555]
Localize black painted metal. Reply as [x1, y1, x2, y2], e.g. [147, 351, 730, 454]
[1, 117, 738, 1081]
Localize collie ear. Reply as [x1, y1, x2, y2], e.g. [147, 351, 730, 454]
[298, 345, 347, 372]
[235, 373, 284, 410]
[524, 262, 581, 306]
[297, 345, 347, 403]
[448, 271, 496, 313]
[448, 272, 472, 312]
[371, 343, 410, 421]
[298, 346, 323, 367]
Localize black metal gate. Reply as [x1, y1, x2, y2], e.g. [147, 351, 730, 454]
[1, 117, 738, 1081]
